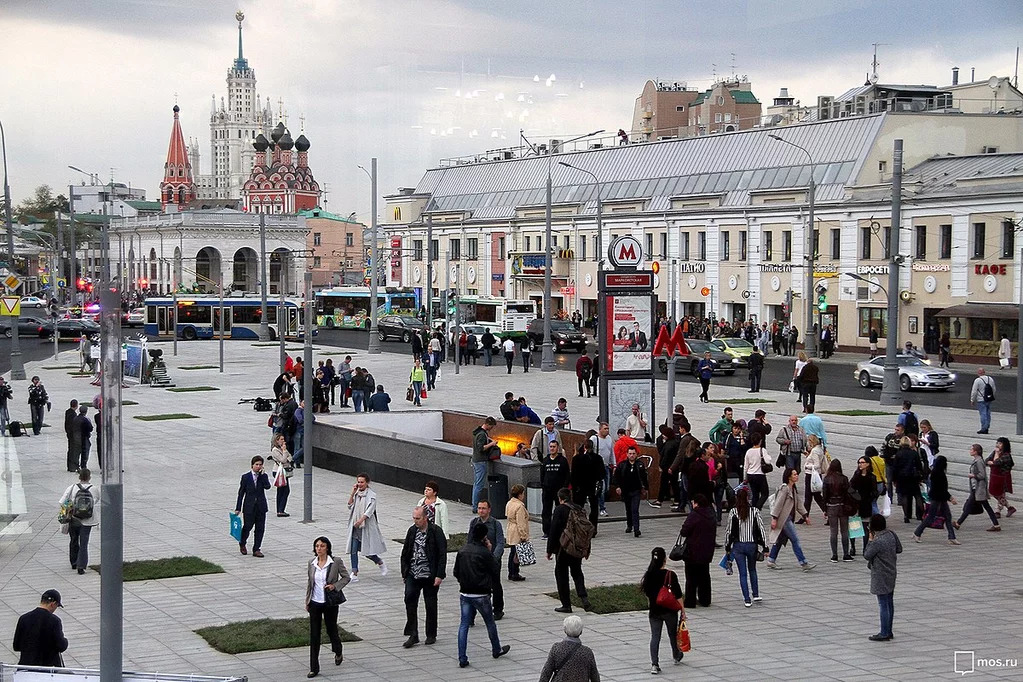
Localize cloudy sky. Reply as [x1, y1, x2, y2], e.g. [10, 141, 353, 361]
[2, 0, 1019, 219]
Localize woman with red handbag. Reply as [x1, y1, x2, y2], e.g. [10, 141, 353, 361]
[640, 546, 684, 675]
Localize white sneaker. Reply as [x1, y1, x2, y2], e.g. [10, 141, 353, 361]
[379, 561, 388, 576]
[599, 509, 608, 517]
[650, 664, 661, 675]
[349, 574, 359, 583]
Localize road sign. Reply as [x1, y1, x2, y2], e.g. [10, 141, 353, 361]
[3, 274, 22, 291]
[0, 296, 20, 316]
[700, 286, 710, 297]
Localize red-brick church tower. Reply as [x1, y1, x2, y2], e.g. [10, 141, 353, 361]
[241, 121, 321, 214]
[159, 105, 197, 210]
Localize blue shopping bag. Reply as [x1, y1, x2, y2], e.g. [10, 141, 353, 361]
[718, 552, 733, 575]
[847, 516, 865, 540]
[230, 512, 242, 542]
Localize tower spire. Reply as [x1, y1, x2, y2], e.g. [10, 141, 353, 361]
[160, 105, 196, 211]
[233, 10, 249, 70]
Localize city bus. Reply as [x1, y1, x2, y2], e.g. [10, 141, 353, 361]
[314, 286, 419, 329]
[143, 295, 313, 341]
[430, 296, 537, 334]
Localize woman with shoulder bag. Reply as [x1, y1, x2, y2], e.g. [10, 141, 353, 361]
[724, 487, 767, 607]
[305, 536, 351, 678]
[987, 437, 1015, 518]
[823, 459, 852, 562]
[640, 546, 684, 674]
[802, 434, 828, 521]
[269, 432, 294, 517]
[741, 432, 771, 509]
[505, 484, 531, 581]
[850, 456, 879, 556]
[766, 467, 816, 571]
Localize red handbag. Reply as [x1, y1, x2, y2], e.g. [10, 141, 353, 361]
[655, 571, 683, 611]
[677, 619, 691, 652]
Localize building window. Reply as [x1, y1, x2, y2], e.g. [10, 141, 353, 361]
[659, 232, 668, 257]
[939, 224, 952, 259]
[716, 95, 724, 105]
[764, 231, 773, 261]
[345, 232, 354, 247]
[915, 226, 927, 259]
[882, 226, 891, 260]
[714, 113, 723, 123]
[563, 235, 570, 250]
[313, 256, 321, 267]
[970, 318, 993, 341]
[724, 113, 732, 123]
[498, 236, 506, 260]
[313, 232, 321, 246]
[812, 229, 820, 259]
[830, 228, 841, 260]
[682, 233, 690, 260]
[861, 226, 872, 260]
[740, 231, 747, 260]
[697, 232, 707, 260]
[450, 238, 461, 260]
[972, 222, 985, 259]
[721, 231, 730, 261]
[430, 239, 439, 261]
[580, 235, 587, 260]
[676, 105, 685, 112]
[646, 233, 654, 257]
[858, 308, 888, 338]
[413, 240, 423, 261]
[467, 238, 478, 260]
[1002, 219, 1015, 258]
[782, 230, 792, 261]
[525, 236, 531, 252]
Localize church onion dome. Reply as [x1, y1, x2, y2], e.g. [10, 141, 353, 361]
[253, 134, 269, 151]
[279, 131, 294, 150]
[271, 122, 286, 142]
[294, 134, 310, 152]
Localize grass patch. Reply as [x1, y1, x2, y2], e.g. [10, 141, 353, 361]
[393, 532, 467, 552]
[166, 386, 219, 392]
[195, 616, 361, 655]
[43, 365, 81, 370]
[134, 413, 199, 421]
[81, 399, 138, 406]
[709, 398, 776, 405]
[90, 555, 223, 581]
[179, 365, 219, 370]
[818, 409, 895, 417]
[250, 342, 279, 347]
[545, 583, 648, 615]
[67, 371, 94, 376]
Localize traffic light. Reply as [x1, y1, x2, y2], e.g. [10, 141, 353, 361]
[816, 284, 828, 312]
[447, 289, 457, 316]
[783, 289, 793, 318]
[77, 277, 86, 291]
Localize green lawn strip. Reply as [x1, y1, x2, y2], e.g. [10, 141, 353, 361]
[43, 365, 81, 370]
[818, 409, 895, 417]
[195, 617, 361, 655]
[544, 583, 647, 615]
[67, 371, 93, 376]
[179, 365, 219, 370]
[90, 556, 223, 581]
[81, 399, 138, 406]
[250, 343, 279, 347]
[166, 386, 220, 392]
[393, 532, 467, 553]
[133, 413, 199, 421]
[709, 398, 776, 405]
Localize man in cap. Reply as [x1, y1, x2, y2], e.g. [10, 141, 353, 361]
[13, 589, 68, 666]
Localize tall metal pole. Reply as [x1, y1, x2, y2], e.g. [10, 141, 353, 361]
[426, 214, 434, 328]
[454, 262, 461, 375]
[69, 184, 77, 308]
[98, 195, 124, 682]
[219, 284, 225, 373]
[258, 212, 270, 341]
[1016, 245, 1022, 436]
[444, 249, 451, 362]
[804, 174, 817, 357]
[541, 156, 556, 371]
[303, 271, 314, 521]
[1, 119, 26, 380]
[56, 209, 64, 306]
[879, 139, 904, 405]
[279, 285, 286, 371]
[172, 287, 178, 357]
[367, 158, 381, 354]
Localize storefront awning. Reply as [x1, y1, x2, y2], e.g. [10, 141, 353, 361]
[934, 303, 1017, 320]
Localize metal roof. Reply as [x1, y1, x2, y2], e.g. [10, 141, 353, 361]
[416, 114, 887, 214]
[906, 153, 1023, 191]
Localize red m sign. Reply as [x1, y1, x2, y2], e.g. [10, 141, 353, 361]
[652, 325, 690, 357]
[617, 242, 637, 262]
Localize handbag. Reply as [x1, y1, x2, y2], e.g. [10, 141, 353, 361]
[877, 494, 892, 518]
[755, 549, 765, 562]
[655, 571, 683, 611]
[847, 516, 866, 539]
[788, 380, 795, 393]
[676, 619, 692, 653]
[420, 387, 428, 399]
[229, 512, 242, 542]
[272, 466, 287, 488]
[810, 470, 824, 493]
[669, 529, 689, 562]
[760, 448, 773, 474]
[58, 496, 73, 524]
[267, 414, 274, 428]
[516, 540, 538, 566]
[405, 386, 415, 402]
[324, 585, 347, 606]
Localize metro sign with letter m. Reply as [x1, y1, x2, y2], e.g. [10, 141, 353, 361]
[608, 236, 643, 269]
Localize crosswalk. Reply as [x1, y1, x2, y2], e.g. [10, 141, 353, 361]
[0, 434, 29, 522]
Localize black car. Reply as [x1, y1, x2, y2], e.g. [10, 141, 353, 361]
[0, 315, 51, 338]
[377, 315, 428, 343]
[656, 338, 739, 376]
[40, 318, 101, 340]
[525, 318, 588, 353]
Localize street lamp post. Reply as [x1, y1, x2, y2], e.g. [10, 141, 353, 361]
[359, 160, 381, 354]
[769, 134, 817, 358]
[878, 140, 904, 406]
[258, 212, 270, 341]
[2, 119, 26, 380]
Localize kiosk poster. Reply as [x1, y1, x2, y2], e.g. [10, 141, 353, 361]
[606, 294, 652, 372]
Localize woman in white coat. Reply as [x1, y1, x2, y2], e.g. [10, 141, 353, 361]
[416, 480, 449, 538]
[344, 473, 388, 582]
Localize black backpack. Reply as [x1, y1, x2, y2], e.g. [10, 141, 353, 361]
[72, 484, 95, 520]
[982, 378, 995, 403]
[253, 397, 273, 412]
[903, 411, 919, 436]
[8, 421, 25, 437]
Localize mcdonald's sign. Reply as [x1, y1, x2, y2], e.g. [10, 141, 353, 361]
[652, 324, 690, 357]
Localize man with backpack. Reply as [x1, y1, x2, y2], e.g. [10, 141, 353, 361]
[970, 368, 996, 434]
[547, 488, 592, 614]
[897, 401, 919, 437]
[60, 468, 99, 574]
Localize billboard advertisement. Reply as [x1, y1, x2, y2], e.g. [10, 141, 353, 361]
[605, 294, 652, 372]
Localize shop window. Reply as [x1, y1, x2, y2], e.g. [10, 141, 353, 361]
[969, 318, 993, 341]
[999, 318, 1018, 341]
[858, 308, 888, 338]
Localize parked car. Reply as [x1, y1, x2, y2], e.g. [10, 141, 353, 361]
[126, 307, 146, 327]
[377, 314, 428, 342]
[854, 355, 956, 392]
[525, 318, 588, 353]
[40, 318, 101, 340]
[19, 295, 47, 308]
[711, 337, 756, 366]
[0, 315, 50, 338]
[657, 337, 738, 376]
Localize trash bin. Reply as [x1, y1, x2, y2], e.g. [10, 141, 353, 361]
[527, 481, 543, 516]
[488, 474, 509, 519]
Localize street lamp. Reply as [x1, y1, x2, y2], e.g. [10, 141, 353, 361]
[358, 160, 381, 354]
[557, 161, 604, 273]
[522, 129, 604, 371]
[768, 133, 817, 358]
[1, 118, 26, 380]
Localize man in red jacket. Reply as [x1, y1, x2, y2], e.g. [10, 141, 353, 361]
[613, 429, 638, 466]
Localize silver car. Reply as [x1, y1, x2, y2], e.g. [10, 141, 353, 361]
[854, 355, 956, 392]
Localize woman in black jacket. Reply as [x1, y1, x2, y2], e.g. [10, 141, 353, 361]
[640, 546, 684, 674]
[849, 455, 877, 556]
[913, 456, 959, 544]
[679, 493, 717, 608]
[822, 459, 852, 563]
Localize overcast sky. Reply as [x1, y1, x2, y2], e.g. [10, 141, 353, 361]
[2, 0, 1020, 220]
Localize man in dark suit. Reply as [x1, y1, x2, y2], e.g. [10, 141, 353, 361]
[234, 455, 271, 557]
[399, 505, 447, 649]
[13, 589, 68, 666]
[64, 400, 79, 472]
[628, 322, 648, 350]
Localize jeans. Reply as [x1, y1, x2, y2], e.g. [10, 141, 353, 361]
[683, 561, 711, 608]
[554, 552, 588, 608]
[977, 401, 991, 432]
[308, 600, 342, 673]
[898, 482, 924, 521]
[769, 518, 808, 564]
[349, 536, 382, 574]
[699, 377, 710, 401]
[915, 500, 955, 539]
[403, 577, 439, 639]
[746, 474, 769, 510]
[68, 523, 93, 569]
[276, 482, 290, 514]
[505, 352, 514, 373]
[784, 452, 800, 471]
[598, 465, 611, 512]
[483, 347, 492, 366]
[876, 592, 894, 638]
[352, 392, 364, 412]
[472, 461, 488, 513]
[648, 611, 680, 666]
[623, 490, 641, 531]
[521, 352, 531, 371]
[826, 505, 849, 558]
[749, 369, 762, 392]
[412, 381, 423, 406]
[732, 541, 759, 602]
[457, 595, 502, 664]
[802, 384, 817, 412]
[578, 376, 591, 397]
[572, 489, 599, 531]
[30, 403, 45, 434]
[292, 429, 304, 467]
[338, 378, 350, 406]
[541, 486, 558, 535]
[425, 364, 437, 390]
